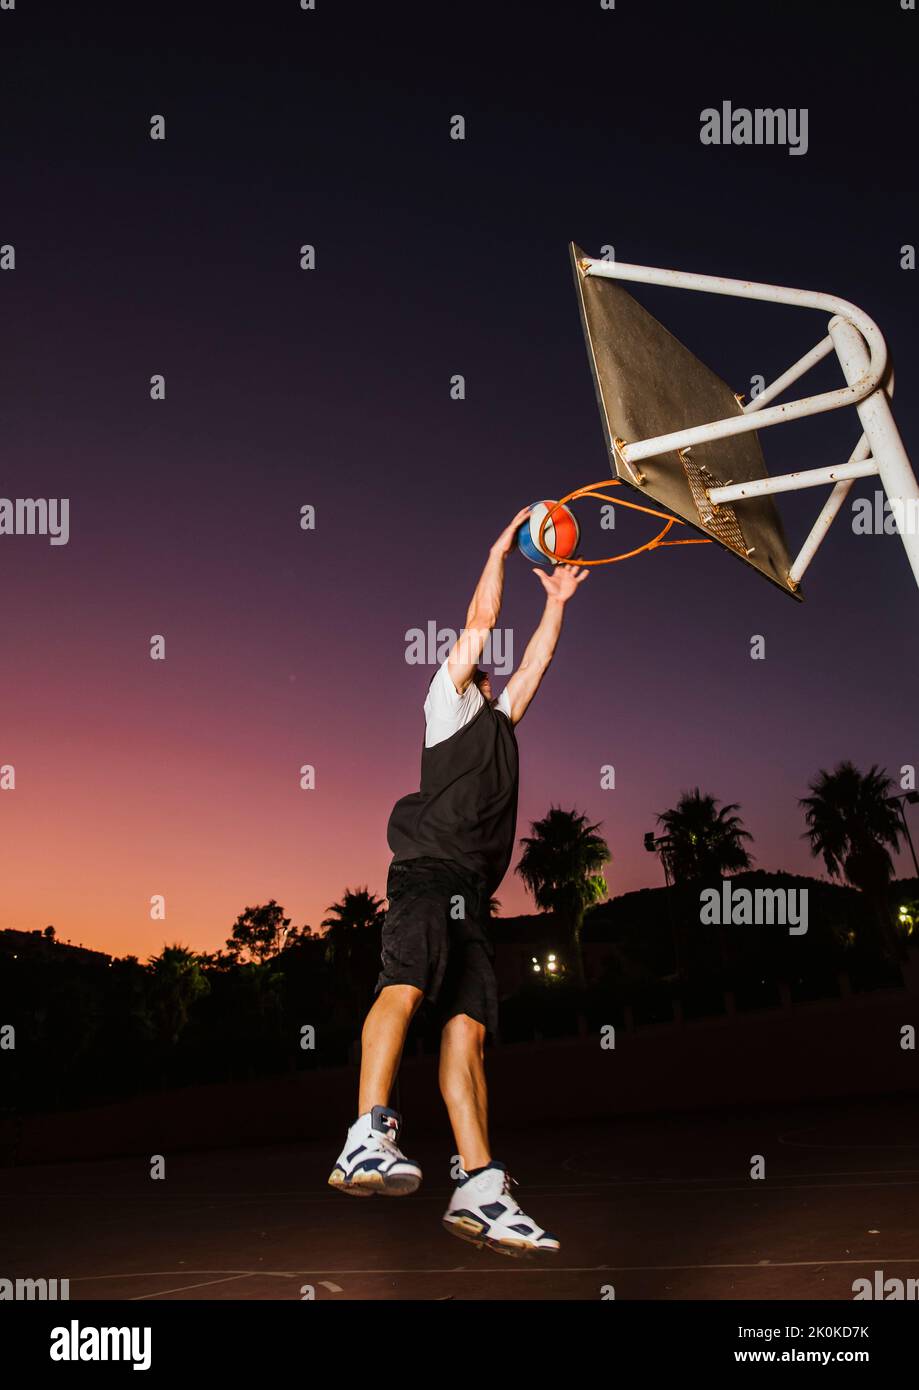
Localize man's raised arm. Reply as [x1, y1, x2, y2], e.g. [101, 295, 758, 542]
[503, 564, 589, 723]
[446, 507, 531, 694]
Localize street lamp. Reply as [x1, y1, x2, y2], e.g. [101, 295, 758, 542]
[644, 830, 672, 887]
[645, 828, 679, 975]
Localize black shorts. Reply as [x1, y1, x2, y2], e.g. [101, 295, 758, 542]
[375, 857, 498, 1036]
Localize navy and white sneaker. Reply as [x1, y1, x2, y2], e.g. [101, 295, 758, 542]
[442, 1160, 560, 1256]
[328, 1105, 422, 1197]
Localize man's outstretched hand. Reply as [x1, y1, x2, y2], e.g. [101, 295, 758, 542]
[532, 564, 590, 601]
[491, 506, 533, 558]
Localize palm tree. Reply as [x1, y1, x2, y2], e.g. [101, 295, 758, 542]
[516, 808, 610, 988]
[146, 945, 210, 1048]
[322, 888, 387, 1020]
[800, 761, 904, 960]
[236, 960, 286, 1018]
[656, 789, 753, 884]
[322, 888, 386, 950]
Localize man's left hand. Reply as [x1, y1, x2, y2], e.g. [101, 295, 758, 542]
[532, 564, 590, 601]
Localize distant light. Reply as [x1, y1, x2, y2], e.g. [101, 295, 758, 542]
[547, 961, 557, 973]
[532, 963, 541, 972]
[547, 953, 557, 963]
[531, 956, 538, 963]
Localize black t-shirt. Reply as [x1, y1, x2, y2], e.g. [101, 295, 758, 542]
[386, 698, 519, 894]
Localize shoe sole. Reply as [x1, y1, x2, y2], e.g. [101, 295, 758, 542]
[328, 1167, 421, 1197]
[442, 1216, 559, 1259]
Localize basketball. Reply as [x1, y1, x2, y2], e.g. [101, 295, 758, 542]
[516, 500, 580, 566]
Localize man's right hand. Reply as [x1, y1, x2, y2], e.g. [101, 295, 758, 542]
[491, 506, 532, 558]
[454, 507, 531, 693]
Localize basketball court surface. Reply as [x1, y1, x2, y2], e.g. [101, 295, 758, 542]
[5, 1092, 918, 1301]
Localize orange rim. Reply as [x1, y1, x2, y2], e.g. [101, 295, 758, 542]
[536, 481, 712, 566]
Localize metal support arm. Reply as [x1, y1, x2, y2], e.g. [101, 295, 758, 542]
[578, 255, 919, 593]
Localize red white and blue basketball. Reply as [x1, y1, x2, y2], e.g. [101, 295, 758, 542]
[517, 501, 580, 566]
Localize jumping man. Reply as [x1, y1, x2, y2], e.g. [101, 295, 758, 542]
[329, 508, 588, 1255]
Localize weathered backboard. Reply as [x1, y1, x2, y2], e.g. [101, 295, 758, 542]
[570, 243, 799, 598]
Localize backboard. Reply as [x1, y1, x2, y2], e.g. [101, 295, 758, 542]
[570, 243, 800, 598]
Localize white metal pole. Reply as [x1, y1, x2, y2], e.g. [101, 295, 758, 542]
[787, 436, 874, 587]
[788, 481, 856, 589]
[828, 317, 919, 592]
[708, 456, 878, 505]
[787, 377, 897, 586]
[743, 336, 835, 414]
[579, 257, 889, 463]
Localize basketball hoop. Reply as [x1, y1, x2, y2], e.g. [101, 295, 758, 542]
[568, 244, 919, 600]
[536, 480, 711, 566]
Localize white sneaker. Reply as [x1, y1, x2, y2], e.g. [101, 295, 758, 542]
[328, 1105, 422, 1197]
[442, 1161, 560, 1255]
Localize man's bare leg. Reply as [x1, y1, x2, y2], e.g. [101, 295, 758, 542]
[438, 1012, 559, 1252]
[439, 1012, 491, 1171]
[358, 983, 423, 1114]
[329, 983, 424, 1196]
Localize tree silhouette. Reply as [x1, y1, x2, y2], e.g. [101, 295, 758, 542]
[146, 945, 210, 1048]
[225, 900, 296, 963]
[657, 789, 753, 884]
[322, 887, 386, 945]
[516, 808, 610, 988]
[322, 887, 386, 1021]
[800, 761, 904, 960]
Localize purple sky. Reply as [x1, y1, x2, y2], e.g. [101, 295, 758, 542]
[1, 0, 917, 957]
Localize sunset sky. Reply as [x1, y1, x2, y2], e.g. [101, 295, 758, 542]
[2, 1, 917, 960]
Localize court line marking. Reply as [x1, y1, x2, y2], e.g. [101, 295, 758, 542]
[582, 1181, 919, 1194]
[130, 1273, 255, 1300]
[68, 1255, 919, 1282]
[777, 1130, 919, 1151]
[552, 1166, 919, 1188]
[502, 1176, 919, 1195]
[26, 1179, 909, 1209]
[6, 1166, 919, 1203]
